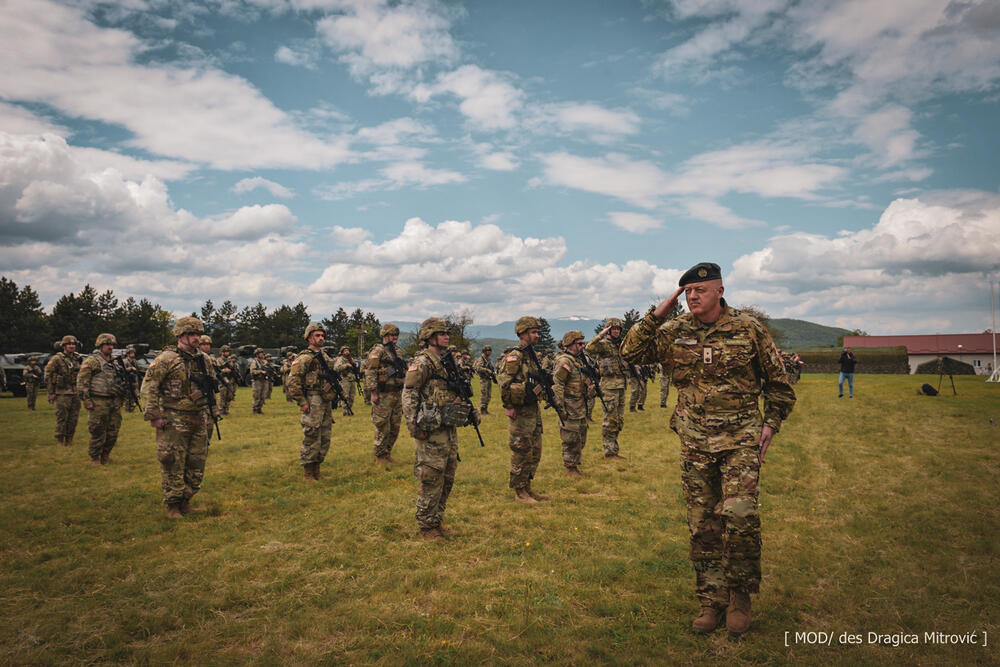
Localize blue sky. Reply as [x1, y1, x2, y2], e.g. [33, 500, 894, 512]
[1, 0, 999, 334]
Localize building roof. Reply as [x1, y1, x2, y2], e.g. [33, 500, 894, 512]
[843, 333, 998, 355]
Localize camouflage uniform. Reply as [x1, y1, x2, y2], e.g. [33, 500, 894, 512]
[659, 364, 671, 407]
[359, 358, 372, 405]
[584, 323, 628, 457]
[77, 337, 128, 464]
[402, 319, 479, 536]
[332, 348, 357, 416]
[628, 365, 648, 411]
[498, 340, 544, 492]
[23, 360, 42, 410]
[280, 354, 295, 403]
[365, 330, 407, 460]
[621, 299, 796, 608]
[552, 346, 589, 471]
[45, 340, 81, 445]
[249, 353, 269, 413]
[471, 348, 495, 413]
[264, 356, 274, 399]
[216, 348, 239, 415]
[141, 338, 217, 509]
[459, 353, 474, 382]
[286, 344, 337, 474]
[122, 352, 140, 412]
[541, 353, 555, 373]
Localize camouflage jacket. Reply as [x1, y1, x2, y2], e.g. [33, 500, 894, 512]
[364, 342, 407, 394]
[584, 333, 628, 390]
[286, 349, 337, 406]
[44, 351, 80, 394]
[472, 353, 495, 380]
[333, 355, 358, 383]
[77, 353, 127, 400]
[249, 358, 270, 382]
[140, 346, 217, 419]
[279, 358, 293, 381]
[23, 364, 42, 386]
[401, 349, 465, 436]
[459, 358, 474, 381]
[215, 355, 240, 385]
[498, 345, 542, 410]
[552, 352, 588, 421]
[620, 304, 796, 452]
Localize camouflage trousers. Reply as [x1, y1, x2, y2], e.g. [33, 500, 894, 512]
[559, 417, 588, 469]
[300, 392, 333, 466]
[52, 393, 81, 442]
[252, 380, 268, 412]
[629, 378, 647, 410]
[86, 396, 124, 460]
[26, 383, 38, 410]
[659, 375, 671, 406]
[680, 444, 762, 607]
[586, 393, 595, 421]
[413, 427, 459, 530]
[600, 386, 625, 456]
[479, 376, 492, 412]
[339, 379, 355, 416]
[507, 404, 542, 489]
[219, 383, 235, 414]
[156, 409, 208, 505]
[282, 380, 293, 403]
[371, 390, 402, 458]
[265, 380, 272, 399]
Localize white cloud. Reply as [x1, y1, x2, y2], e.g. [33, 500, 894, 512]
[0, 0, 352, 170]
[0, 102, 67, 136]
[208, 204, 297, 240]
[681, 199, 766, 229]
[330, 225, 371, 245]
[380, 161, 466, 187]
[421, 65, 525, 131]
[274, 42, 321, 69]
[852, 104, 922, 167]
[537, 152, 670, 209]
[478, 151, 518, 171]
[529, 102, 641, 142]
[607, 212, 662, 234]
[232, 177, 295, 199]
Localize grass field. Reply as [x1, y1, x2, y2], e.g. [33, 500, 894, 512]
[1, 375, 998, 664]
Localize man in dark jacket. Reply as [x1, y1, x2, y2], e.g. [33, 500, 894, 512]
[838, 347, 857, 397]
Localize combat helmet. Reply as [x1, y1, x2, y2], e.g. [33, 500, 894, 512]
[220, 344, 231, 352]
[340, 346, 351, 355]
[303, 323, 325, 341]
[483, 345, 492, 353]
[60, 334, 79, 348]
[418, 317, 449, 342]
[515, 316, 540, 335]
[380, 323, 400, 337]
[605, 317, 624, 329]
[561, 330, 584, 348]
[95, 333, 116, 347]
[172, 316, 205, 337]
[254, 347, 264, 356]
[199, 335, 212, 345]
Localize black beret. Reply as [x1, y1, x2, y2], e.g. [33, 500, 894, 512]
[678, 262, 722, 287]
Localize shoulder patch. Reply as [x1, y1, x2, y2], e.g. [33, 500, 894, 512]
[408, 363, 418, 372]
[507, 355, 518, 362]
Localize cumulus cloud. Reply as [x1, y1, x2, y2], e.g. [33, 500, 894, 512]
[537, 152, 670, 209]
[528, 102, 641, 142]
[680, 199, 766, 229]
[380, 161, 466, 187]
[0, 0, 352, 170]
[478, 151, 519, 171]
[208, 204, 297, 240]
[232, 177, 295, 198]
[416, 65, 525, 131]
[726, 193, 1000, 332]
[309, 217, 684, 320]
[607, 212, 662, 234]
[330, 225, 371, 245]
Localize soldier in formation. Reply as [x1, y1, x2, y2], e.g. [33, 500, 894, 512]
[621, 262, 797, 635]
[46, 335, 82, 446]
[498, 316, 549, 505]
[280, 351, 295, 403]
[401, 318, 480, 541]
[552, 331, 590, 477]
[77, 333, 129, 465]
[140, 317, 218, 519]
[249, 348, 270, 414]
[585, 318, 628, 460]
[286, 324, 336, 481]
[23, 356, 42, 410]
[365, 324, 407, 464]
[472, 345, 495, 414]
[122, 348, 140, 412]
[216, 345, 239, 415]
[629, 364, 649, 412]
[333, 346, 358, 417]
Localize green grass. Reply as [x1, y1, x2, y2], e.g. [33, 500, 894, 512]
[1, 376, 998, 664]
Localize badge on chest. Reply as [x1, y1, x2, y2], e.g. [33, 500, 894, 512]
[702, 346, 713, 365]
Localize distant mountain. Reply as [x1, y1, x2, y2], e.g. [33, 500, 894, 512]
[771, 318, 852, 349]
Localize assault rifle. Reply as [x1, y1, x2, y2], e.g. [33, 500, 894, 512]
[522, 344, 566, 427]
[576, 351, 609, 413]
[480, 357, 499, 384]
[349, 363, 364, 396]
[312, 350, 354, 416]
[111, 356, 141, 410]
[263, 363, 281, 384]
[440, 350, 486, 447]
[379, 342, 409, 389]
[190, 352, 221, 441]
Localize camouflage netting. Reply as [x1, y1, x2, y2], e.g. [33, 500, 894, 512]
[796, 346, 910, 374]
[914, 356, 976, 375]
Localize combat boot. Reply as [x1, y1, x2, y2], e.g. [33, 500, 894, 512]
[727, 590, 752, 635]
[565, 467, 584, 478]
[419, 527, 446, 542]
[514, 488, 538, 505]
[375, 455, 392, 465]
[527, 485, 550, 501]
[637, 405, 644, 411]
[605, 453, 627, 461]
[164, 503, 183, 519]
[179, 499, 204, 515]
[55, 437, 64, 446]
[692, 605, 725, 634]
[303, 463, 317, 482]
[313, 463, 323, 480]
[89, 457, 102, 466]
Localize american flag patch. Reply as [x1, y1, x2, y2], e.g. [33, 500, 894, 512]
[408, 364, 417, 371]
[507, 355, 518, 362]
